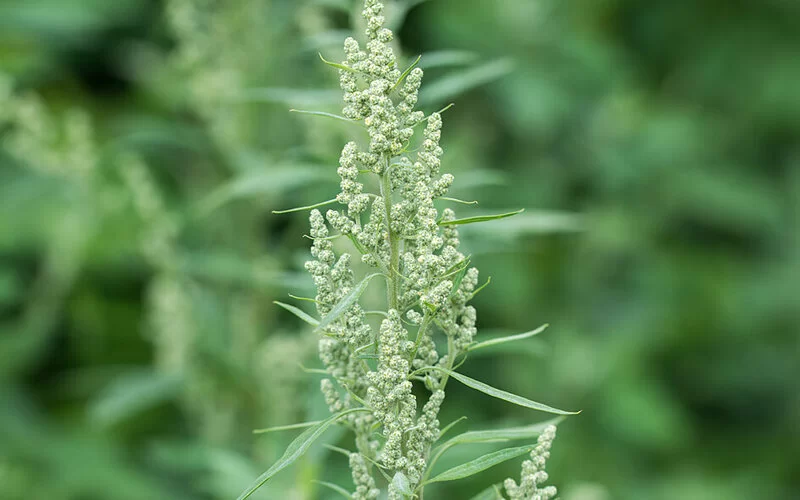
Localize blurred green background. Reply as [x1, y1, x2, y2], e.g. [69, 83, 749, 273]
[1, 0, 798, 499]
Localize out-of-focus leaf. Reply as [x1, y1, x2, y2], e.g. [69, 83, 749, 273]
[89, 371, 181, 427]
[439, 418, 564, 448]
[198, 165, 329, 214]
[420, 58, 515, 105]
[236, 408, 368, 500]
[419, 50, 480, 69]
[391, 472, 413, 495]
[289, 109, 362, 124]
[424, 445, 532, 485]
[231, 88, 340, 107]
[314, 480, 352, 499]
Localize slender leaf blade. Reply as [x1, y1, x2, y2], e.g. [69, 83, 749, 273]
[314, 480, 353, 499]
[440, 209, 524, 226]
[237, 408, 366, 499]
[273, 198, 338, 214]
[468, 324, 549, 352]
[442, 418, 564, 448]
[274, 301, 319, 326]
[469, 484, 504, 500]
[425, 445, 533, 485]
[419, 58, 515, 105]
[253, 420, 322, 434]
[427, 367, 578, 415]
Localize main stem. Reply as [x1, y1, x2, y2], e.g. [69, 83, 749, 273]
[380, 161, 399, 310]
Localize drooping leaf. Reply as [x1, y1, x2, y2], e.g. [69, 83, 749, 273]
[424, 367, 578, 415]
[439, 209, 524, 226]
[315, 273, 382, 332]
[236, 408, 367, 500]
[424, 445, 533, 485]
[419, 58, 515, 105]
[89, 371, 181, 427]
[253, 421, 322, 434]
[467, 324, 549, 352]
[274, 301, 319, 326]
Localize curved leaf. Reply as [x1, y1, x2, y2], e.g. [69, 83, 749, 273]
[425, 367, 579, 415]
[419, 58, 515, 105]
[273, 198, 338, 214]
[237, 408, 367, 500]
[253, 420, 322, 434]
[440, 417, 564, 448]
[469, 484, 504, 500]
[467, 324, 549, 352]
[313, 480, 352, 499]
[425, 445, 532, 485]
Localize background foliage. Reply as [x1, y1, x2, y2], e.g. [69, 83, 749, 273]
[0, 0, 798, 499]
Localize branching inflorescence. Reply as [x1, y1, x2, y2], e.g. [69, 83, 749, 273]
[239, 1, 574, 499]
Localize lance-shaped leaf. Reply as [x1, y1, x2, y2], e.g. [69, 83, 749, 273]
[439, 209, 524, 226]
[424, 445, 533, 485]
[273, 198, 338, 214]
[392, 55, 422, 92]
[467, 324, 549, 352]
[419, 58, 515, 105]
[237, 408, 367, 499]
[439, 418, 564, 448]
[319, 53, 357, 72]
[274, 301, 319, 326]
[290, 109, 362, 124]
[423, 367, 578, 415]
[315, 273, 382, 332]
[253, 420, 322, 434]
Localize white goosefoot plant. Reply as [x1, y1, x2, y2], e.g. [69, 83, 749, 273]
[238, 1, 575, 499]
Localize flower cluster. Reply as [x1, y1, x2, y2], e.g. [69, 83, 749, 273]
[504, 425, 559, 500]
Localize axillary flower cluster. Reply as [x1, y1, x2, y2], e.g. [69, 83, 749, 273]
[240, 1, 570, 499]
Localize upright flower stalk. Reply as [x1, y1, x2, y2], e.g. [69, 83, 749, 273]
[238, 2, 574, 498]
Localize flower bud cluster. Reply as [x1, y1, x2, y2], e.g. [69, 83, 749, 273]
[504, 425, 559, 500]
[350, 453, 380, 500]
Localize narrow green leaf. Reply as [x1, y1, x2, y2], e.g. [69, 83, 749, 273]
[319, 53, 357, 72]
[315, 273, 381, 332]
[438, 196, 479, 205]
[273, 198, 338, 214]
[468, 324, 549, 352]
[313, 480, 353, 499]
[89, 371, 181, 427]
[424, 367, 579, 415]
[290, 109, 361, 124]
[425, 445, 533, 485]
[441, 418, 564, 447]
[470, 277, 492, 298]
[392, 55, 422, 92]
[236, 408, 367, 500]
[274, 301, 319, 326]
[253, 420, 322, 434]
[420, 58, 515, 105]
[198, 165, 329, 214]
[438, 416, 468, 440]
[440, 209, 524, 226]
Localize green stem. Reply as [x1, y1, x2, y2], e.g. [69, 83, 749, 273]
[380, 161, 400, 310]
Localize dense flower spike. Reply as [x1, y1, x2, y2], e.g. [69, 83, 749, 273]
[504, 425, 559, 500]
[285, 1, 563, 498]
